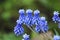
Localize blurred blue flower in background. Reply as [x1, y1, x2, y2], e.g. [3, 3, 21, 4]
[22, 33, 30, 40]
[52, 11, 59, 23]
[52, 11, 60, 28]
[53, 35, 60, 40]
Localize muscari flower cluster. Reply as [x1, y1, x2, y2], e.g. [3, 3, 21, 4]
[52, 11, 60, 28]
[14, 9, 50, 40]
[52, 11, 60, 40]
[22, 33, 30, 40]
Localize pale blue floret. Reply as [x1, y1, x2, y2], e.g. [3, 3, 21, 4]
[58, 18, 60, 23]
[14, 24, 24, 36]
[32, 10, 40, 25]
[52, 11, 60, 23]
[53, 35, 60, 40]
[57, 17, 60, 28]
[22, 33, 30, 40]
[24, 9, 33, 26]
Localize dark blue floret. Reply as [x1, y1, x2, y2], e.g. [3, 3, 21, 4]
[52, 15, 59, 23]
[58, 18, 60, 23]
[14, 24, 24, 36]
[35, 25, 41, 33]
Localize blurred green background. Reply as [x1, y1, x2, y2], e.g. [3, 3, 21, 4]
[0, 0, 60, 40]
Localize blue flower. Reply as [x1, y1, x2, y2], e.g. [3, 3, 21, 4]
[14, 9, 50, 40]
[22, 33, 30, 40]
[53, 35, 60, 40]
[24, 9, 33, 26]
[19, 9, 25, 24]
[35, 25, 41, 33]
[57, 18, 60, 28]
[32, 10, 40, 25]
[14, 24, 24, 36]
[38, 17, 48, 32]
[16, 19, 23, 24]
[52, 11, 59, 23]
[58, 18, 60, 23]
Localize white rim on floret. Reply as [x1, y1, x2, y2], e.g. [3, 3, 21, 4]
[53, 11, 59, 15]
[19, 9, 25, 14]
[34, 10, 40, 14]
[26, 9, 33, 13]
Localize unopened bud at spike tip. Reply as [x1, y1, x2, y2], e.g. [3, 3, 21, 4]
[34, 10, 40, 14]
[26, 9, 33, 14]
[19, 9, 25, 14]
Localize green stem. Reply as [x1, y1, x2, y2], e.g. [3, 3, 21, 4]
[54, 29, 59, 35]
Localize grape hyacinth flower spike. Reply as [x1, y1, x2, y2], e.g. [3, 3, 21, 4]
[35, 17, 52, 40]
[35, 17, 48, 33]
[32, 10, 41, 33]
[22, 33, 30, 40]
[39, 17, 49, 33]
[24, 9, 35, 33]
[25, 9, 33, 26]
[38, 17, 53, 40]
[14, 9, 25, 36]
[32, 10, 40, 25]
[18, 9, 25, 24]
[52, 11, 60, 28]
